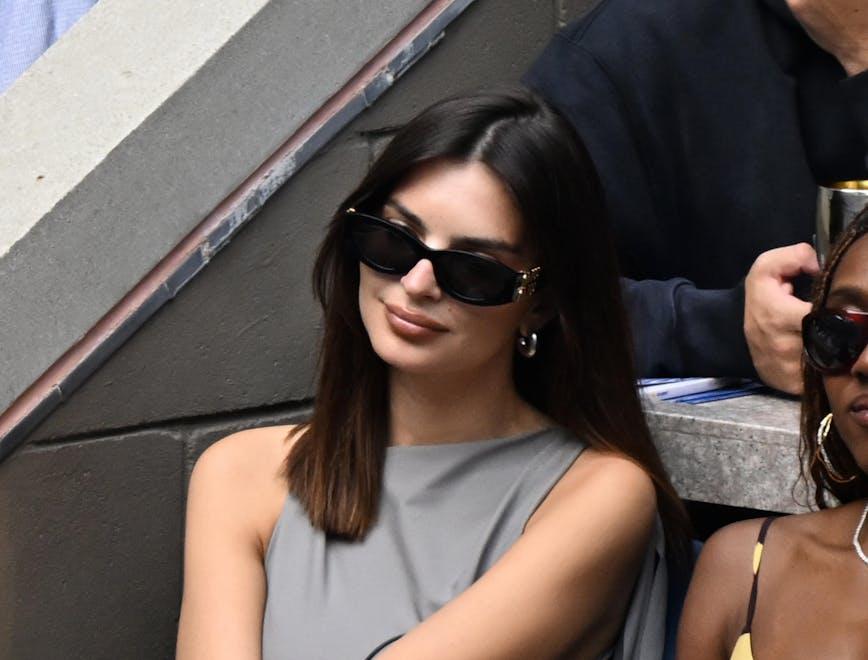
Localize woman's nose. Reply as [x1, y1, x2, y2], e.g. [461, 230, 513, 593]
[851, 344, 868, 380]
[400, 258, 442, 301]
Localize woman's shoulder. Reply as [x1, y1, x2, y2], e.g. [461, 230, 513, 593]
[188, 424, 302, 552]
[697, 517, 772, 575]
[700, 506, 854, 563]
[677, 517, 774, 657]
[689, 508, 851, 595]
[564, 449, 656, 508]
[529, 448, 656, 541]
[193, 424, 298, 482]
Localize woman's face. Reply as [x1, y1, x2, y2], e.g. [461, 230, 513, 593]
[357, 159, 540, 379]
[823, 233, 868, 474]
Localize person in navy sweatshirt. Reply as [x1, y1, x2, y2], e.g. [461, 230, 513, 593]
[525, 0, 868, 393]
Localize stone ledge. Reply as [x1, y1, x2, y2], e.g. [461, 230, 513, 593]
[647, 393, 809, 513]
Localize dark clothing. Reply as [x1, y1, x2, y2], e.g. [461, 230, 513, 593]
[525, 0, 868, 376]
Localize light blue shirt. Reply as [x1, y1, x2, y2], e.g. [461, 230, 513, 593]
[0, 0, 97, 94]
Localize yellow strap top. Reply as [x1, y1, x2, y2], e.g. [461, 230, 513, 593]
[729, 632, 754, 660]
[728, 516, 776, 660]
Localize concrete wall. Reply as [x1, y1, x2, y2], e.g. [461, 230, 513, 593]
[0, 405, 311, 660]
[0, 0, 431, 415]
[1, 1, 599, 656]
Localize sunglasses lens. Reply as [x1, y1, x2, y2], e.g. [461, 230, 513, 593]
[345, 211, 526, 306]
[435, 252, 514, 304]
[804, 312, 865, 373]
[350, 217, 419, 275]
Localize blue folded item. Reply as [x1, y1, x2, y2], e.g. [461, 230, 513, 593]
[639, 377, 767, 404]
[671, 381, 767, 404]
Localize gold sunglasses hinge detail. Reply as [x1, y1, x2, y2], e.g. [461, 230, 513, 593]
[513, 266, 542, 301]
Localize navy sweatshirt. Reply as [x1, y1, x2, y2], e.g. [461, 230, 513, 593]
[525, 0, 868, 376]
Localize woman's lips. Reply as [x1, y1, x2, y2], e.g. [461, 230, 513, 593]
[384, 303, 448, 339]
[848, 394, 868, 427]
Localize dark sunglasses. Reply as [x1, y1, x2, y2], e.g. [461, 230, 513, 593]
[345, 209, 542, 306]
[803, 309, 868, 374]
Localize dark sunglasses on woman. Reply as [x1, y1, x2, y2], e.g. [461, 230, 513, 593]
[345, 209, 542, 306]
[802, 309, 868, 374]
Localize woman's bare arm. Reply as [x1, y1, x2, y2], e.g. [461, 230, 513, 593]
[176, 427, 291, 660]
[676, 519, 764, 660]
[377, 450, 658, 660]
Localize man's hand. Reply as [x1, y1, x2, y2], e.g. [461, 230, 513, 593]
[744, 243, 820, 394]
[787, 0, 868, 76]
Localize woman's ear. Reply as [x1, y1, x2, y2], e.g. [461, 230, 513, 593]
[519, 292, 557, 335]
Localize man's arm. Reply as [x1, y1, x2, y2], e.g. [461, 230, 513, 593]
[623, 243, 819, 390]
[622, 278, 754, 377]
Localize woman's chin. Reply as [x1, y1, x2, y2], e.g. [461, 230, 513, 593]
[378, 352, 450, 376]
[372, 341, 463, 377]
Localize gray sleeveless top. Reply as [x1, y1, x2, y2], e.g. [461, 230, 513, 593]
[262, 426, 667, 660]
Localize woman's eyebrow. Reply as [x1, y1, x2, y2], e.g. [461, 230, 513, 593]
[451, 235, 522, 255]
[384, 199, 426, 233]
[385, 198, 521, 255]
[826, 284, 868, 307]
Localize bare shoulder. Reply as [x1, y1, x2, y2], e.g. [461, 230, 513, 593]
[573, 448, 657, 492]
[178, 425, 301, 659]
[530, 448, 656, 541]
[693, 516, 783, 587]
[696, 517, 770, 575]
[548, 449, 655, 513]
[677, 517, 770, 659]
[188, 424, 303, 551]
[191, 424, 303, 496]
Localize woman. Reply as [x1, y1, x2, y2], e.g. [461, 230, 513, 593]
[177, 88, 688, 660]
[677, 209, 868, 659]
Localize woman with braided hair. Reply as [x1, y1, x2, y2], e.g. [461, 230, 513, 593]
[678, 208, 868, 660]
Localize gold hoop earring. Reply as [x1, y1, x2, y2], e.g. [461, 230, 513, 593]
[517, 332, 538, 358]
[814, 413, 855, 484]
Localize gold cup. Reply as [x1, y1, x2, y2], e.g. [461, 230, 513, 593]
[816, 180, 868, 266]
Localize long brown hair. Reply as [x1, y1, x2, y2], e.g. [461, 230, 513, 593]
[800, 207, 868, 508]
[285, 88, 690, 561]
